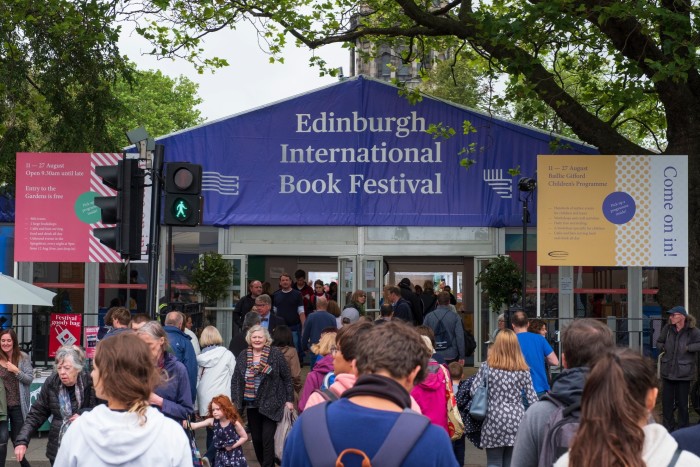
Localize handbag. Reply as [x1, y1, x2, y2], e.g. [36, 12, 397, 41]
[274, 405, 298, 461]
[185, 419, 210, 467]
[469, 365, 489, 421]
[440, 365, 465, 441]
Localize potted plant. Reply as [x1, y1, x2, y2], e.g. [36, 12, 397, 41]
[475, 255, 522, 313]
[187, 253, 234, 326]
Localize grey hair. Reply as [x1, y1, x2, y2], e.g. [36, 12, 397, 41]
[243, 311, 262, 330]
[245, 325, 272, 346]
[54, 345, 86, 372]
[135, 320, 170, 351]
[255, 294, 271, 306]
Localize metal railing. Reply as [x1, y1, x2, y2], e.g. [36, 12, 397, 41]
[11, 303, 215, 367]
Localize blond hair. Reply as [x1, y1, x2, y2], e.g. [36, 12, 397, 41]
[487, 329, 529, 371]
[199, 325, 223, 347]
[310, 332, 336, 356]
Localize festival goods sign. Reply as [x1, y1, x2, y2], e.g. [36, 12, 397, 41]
[49, 313, 82, 358]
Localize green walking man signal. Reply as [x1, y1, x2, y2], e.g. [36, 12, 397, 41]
[173, 198, 190, 220]
[164, 163, 203, 226]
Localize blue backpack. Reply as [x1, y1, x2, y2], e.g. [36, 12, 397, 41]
[301, 401, 429, 467]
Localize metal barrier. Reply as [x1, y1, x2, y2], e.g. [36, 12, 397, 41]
[11, 304, 216, 367]
[533, 316, 665, 363]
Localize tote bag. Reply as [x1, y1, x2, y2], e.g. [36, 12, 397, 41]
[469, 366, 489, 421]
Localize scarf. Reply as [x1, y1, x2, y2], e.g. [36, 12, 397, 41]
[58, 374, 84, 445]
[244, 345, 272, 401]
[342, 374, 412, 409]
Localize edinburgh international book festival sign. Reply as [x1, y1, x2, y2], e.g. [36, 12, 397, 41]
[537, 155, 687, 267]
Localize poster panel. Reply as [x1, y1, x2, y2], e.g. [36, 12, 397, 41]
[84, 326, 100, 359]
[14, 153, 149, 262]
[537, 155, 687, 267]
[49, 313, 82, 358]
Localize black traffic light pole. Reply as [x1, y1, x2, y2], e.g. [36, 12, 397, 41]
[146, 144, 165, 319]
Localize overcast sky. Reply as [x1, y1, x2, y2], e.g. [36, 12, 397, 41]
[118, 23, 348, 122]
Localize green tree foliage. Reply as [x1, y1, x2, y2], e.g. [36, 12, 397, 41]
[419, 57, 504, 114]
[0, 0, 128, 184]
[108, 69, 204, 148]
[0, 2, 204, 187]
[125, 0, 697, 309]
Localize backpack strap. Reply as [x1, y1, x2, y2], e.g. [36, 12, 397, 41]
[302, 402, 337, 467]
[561, 400, 581, 417]
[314, 387, 339, 402]
[301, 403, 430, 467]
[371, 409, 430, 467]
[668, 447, 683, 467]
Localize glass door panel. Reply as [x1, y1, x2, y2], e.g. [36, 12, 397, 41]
[359, 256, 383, 316]
[216, 255, 247, 342]
[337, 256, 356, 309]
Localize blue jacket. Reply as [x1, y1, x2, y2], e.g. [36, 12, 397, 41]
[156, 352, 194, 422]
[301, 310, 338, 351]
[164, 325, 198, 401]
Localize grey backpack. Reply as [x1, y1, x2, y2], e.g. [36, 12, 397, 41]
[538, 395, 581, 467]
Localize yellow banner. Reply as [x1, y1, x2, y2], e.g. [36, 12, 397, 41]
[538, 154, 689, 267]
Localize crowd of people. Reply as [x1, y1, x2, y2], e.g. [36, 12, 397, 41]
[4, 270, 700, 467]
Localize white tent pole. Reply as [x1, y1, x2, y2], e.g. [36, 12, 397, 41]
[537, 265, 541, 318]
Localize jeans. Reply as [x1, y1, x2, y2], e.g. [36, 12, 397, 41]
[247, 407, 277, 467]
[486, 446, 513, 467]
[0, 405, 30, 467]
[289, 323, 304, 365]
[662, 378, 691, 430]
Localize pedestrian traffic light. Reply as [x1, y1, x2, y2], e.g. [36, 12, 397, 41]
[93, 158, 145, 260]
[164, 162, 203, 226]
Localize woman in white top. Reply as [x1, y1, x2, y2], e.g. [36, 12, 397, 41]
[54, 332, 191, 466]
[555, 348, 700, 467]
[197, 325, 236, 463]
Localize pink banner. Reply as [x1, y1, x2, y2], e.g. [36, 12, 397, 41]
[84, 326, 100, 359]
[49, 313, 83, 358]
[15, 153, 124, 262]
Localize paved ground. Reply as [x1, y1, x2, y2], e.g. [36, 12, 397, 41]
[6, 425, 487, 466]
[4, 363, 692, 466]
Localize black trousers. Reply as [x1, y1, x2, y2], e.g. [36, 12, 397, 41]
[0, 405, 31, 467]
[247, 407, 277, 467]
[662, 378, 691, 430]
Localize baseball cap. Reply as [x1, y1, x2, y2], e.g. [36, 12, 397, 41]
[668, 306, 688, 316]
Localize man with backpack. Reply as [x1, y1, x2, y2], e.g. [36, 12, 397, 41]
[423, 292, 465, 364]
[282, 320, 458, 467]
[511, 319, 615, 467]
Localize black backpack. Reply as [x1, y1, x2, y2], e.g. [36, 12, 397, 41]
[538, 395, 581, 467]
[433, 312, 451, 351]
[463, 326, 476, 357]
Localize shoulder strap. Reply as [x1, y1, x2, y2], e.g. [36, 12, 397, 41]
[371, 409, 431, 467]
[668, 447, 683, 467]
[436, 309, 447, 323]
[301, 402, 337, 467]
[541, 392, 567, 409]
[314, 387, 339, 402]
[561, 400, 581, 417]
